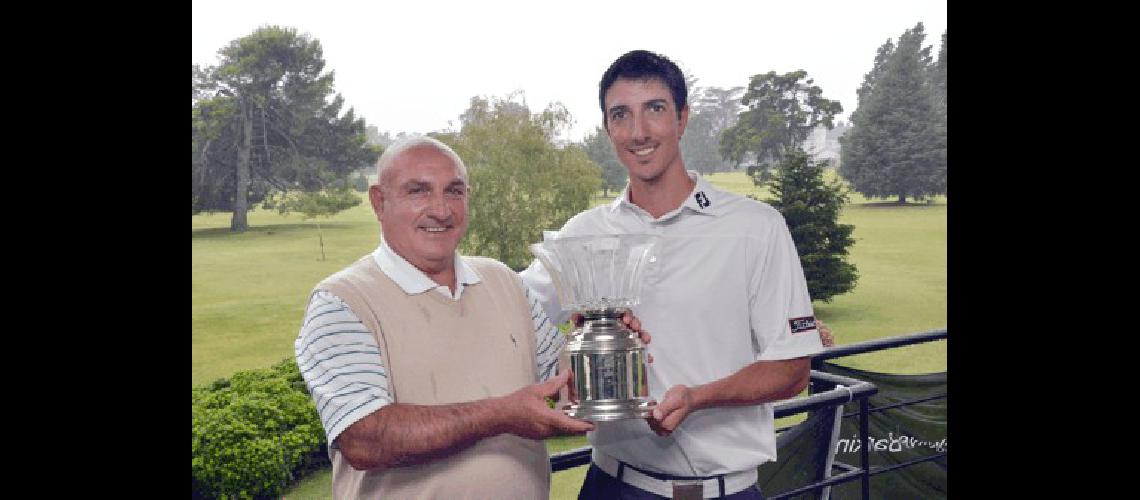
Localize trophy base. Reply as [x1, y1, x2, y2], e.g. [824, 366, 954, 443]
[563, 398, 656, 421]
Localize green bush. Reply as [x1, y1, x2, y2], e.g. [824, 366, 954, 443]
[192, 359, 327, 499]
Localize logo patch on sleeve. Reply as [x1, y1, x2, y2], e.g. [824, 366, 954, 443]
[789, 316, 817, 334]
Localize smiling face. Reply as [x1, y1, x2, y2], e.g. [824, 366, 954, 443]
[369, 145, 469, 276]
[604, 77, 689, 184]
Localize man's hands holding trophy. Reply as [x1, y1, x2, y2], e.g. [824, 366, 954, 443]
[537, 234, 837, 437]
[558, 309, 687, 437]
[570, 310, 654, 362]
[532, 234, 660, 422]
[560, 310, 654, 402]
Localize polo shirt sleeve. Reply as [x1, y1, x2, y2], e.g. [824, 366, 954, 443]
[294, 290, 393, 447]
[750, 218, 825, 361]
[519, 281, 567, 383]
[518, 258, 572, 326]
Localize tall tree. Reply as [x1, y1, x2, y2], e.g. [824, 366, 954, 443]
[765, 150, 857, 302]
[929, 30, 947, 183]
[931, 30, 947, 116]
[840, 23, 946, 203]
[582, 125, 626, 197]
[192, 26, 377, 231]
[438, 94, 601, 270]
[720, 70, 843, 183]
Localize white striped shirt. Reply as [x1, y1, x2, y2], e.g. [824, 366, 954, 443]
[295, 242, 566, 446]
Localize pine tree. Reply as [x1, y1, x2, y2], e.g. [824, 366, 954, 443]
[840, 23, 946, 203]
[766, 150, 857, 302]
[931, 30, 947, 116]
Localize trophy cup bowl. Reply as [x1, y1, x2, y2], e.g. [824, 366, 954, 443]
[530, 233, 657, 421]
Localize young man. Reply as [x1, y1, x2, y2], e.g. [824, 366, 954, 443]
[520, 50, 824, 499]
[294, 136, 597, 498]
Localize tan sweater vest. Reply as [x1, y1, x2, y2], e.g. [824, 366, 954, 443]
[317, 255, 550, 499]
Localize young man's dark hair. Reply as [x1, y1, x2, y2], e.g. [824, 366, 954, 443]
[598, 49, 688, 125]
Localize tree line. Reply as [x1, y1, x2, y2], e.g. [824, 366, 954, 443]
[192, 23, 945, 301]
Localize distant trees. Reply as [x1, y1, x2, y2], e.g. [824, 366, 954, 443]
[437, 94, 600, 270]
[720, 70, 843, 185]
[682, 86, 744, 174]
[840, 23, 947, 203]
[708, 67, 854, 300]
[582, 70, 745, 191]
[365, 125, 398, 148]
[192, 26, 377, 231]
[582, 126, 626, 198]
[765, 150, 857, 302]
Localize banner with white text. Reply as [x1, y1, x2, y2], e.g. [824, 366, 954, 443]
[757, 362, 946, 499]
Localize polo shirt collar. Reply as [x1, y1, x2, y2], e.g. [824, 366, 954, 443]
[680, 172, 721, 215]
[610, 170, 722, 218]
[372, 239, 481, 297]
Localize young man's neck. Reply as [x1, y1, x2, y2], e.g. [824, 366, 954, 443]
[627, 165, 696, 219]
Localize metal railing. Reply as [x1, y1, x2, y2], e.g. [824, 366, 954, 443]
[803, 328, 948, 498]
[811, 328, 947, 364]
[768, 371, 878, 499]
[549, 328, 947, 499]
[549, 370, 879, 499]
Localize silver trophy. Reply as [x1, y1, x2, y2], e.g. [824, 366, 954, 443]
[530, 233, 658, 421]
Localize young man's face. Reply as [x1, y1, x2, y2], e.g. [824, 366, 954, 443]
[369, 147, 469, 274]
[604, 77, 688, 184]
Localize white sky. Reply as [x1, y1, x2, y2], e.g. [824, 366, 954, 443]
[192, 0, 946, 143]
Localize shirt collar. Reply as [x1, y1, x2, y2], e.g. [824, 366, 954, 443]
[610, 170, 722, 218]
[372, 239, 481, 298]
[680, 172, 721, 215]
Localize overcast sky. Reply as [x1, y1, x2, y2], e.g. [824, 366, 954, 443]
[192, 0, 946, 142]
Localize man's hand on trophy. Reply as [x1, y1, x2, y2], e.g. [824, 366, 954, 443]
[556, 352, 576, 405]
[568, 311, 654, 364]
[818, 319, 834, 347]
[501, 370, 596, 438]
[646, 384, 696, 437]
[621, 310, 655, 364]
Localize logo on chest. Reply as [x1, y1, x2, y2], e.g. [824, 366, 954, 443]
[695, 191, 711, 209]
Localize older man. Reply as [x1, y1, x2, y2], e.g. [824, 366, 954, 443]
[294, 136, 595, 498]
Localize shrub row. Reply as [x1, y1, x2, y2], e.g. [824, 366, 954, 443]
[192, 359, 327, 499]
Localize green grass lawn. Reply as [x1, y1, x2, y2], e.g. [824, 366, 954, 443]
[196, 169, 945, 499]
[192, 201, 382, 386]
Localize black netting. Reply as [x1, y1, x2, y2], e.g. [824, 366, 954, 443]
[758, 362, 946, 499]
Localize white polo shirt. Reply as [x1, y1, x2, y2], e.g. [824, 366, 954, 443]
[519, 171, 824, 476]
